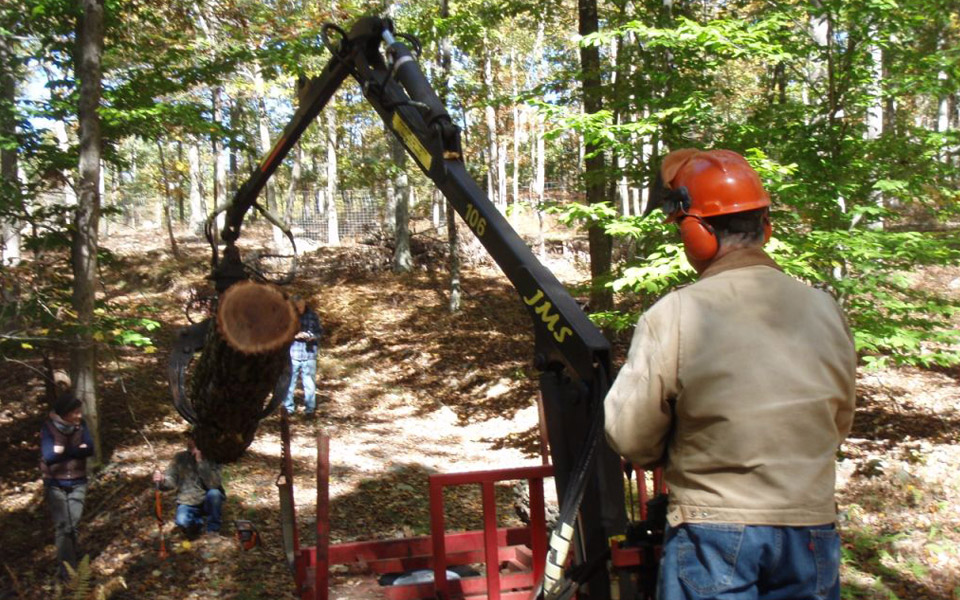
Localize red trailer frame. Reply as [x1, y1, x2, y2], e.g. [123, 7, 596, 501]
[278, 409, 557, 600]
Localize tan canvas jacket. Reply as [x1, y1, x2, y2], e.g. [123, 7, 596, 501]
[604, 248, 857, 527]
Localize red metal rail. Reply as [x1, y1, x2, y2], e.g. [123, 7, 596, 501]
[428, 465, 553, 600]
[280, 424, 555, 600]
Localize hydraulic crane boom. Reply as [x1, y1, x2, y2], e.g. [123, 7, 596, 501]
[220, 16, 628, 599]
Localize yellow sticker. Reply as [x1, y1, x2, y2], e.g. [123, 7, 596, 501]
[392, 113, 432, 171]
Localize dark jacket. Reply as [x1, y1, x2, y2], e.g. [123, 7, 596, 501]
[291, 307, 323, 358]
[40, 413, 94, 487]
[158, 450, 223, 506]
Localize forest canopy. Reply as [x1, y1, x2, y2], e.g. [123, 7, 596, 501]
[1, 0, 959, 370]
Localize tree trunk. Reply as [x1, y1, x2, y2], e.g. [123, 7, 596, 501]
[482, 42, 501, 211]
[385, 0, 411, 269]
[325, 105, 340, 245]
[188, 141, 205, 232]
[250, 61, 277, 212]
[156, 141, 181, 259]
[390, 136, 412, 272]
[285, 140, 301, 230]
[197, 6, 226, 233]
[53, 121, 77, 206]
[176, 140, 186, 221]
[579, 0, 613, 313]
[212, 86, 227, 233]
[189, 281, 297, 463]
[609, 23, 630, 217]
[498, 140, 507, 214]
[385, 173, 397, 234]
[72, 0, 105, 468]
[439, 0, 460, 312]
[866, 34, 885, 229]
[228, 100, 240, 198]
[379, 0, 409, 261]
[510, 49, 520, 211]
[0, 32, 20, 266]
[532, 21, 547, 257]
[249, 59, 285, 247]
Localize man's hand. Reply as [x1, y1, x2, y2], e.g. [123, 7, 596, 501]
[152, 470, 164, 484]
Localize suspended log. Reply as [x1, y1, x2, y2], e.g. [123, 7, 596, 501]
[189, 280, 298, 463]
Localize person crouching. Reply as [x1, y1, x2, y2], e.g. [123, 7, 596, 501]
[153, 431, 225, 538]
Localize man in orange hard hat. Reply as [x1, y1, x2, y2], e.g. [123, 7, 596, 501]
[604, 149, 857, 600]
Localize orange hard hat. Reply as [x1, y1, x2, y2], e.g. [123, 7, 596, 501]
[659, 149, 770, 222]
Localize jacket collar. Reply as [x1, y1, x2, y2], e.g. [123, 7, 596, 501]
[699, 247, 782, 280]
[49, 411, 80, 435]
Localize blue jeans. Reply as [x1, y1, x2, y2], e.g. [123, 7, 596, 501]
[175, 489, 224, 535]
[284, 356, 317, 414]
[657, 523, 840, 600]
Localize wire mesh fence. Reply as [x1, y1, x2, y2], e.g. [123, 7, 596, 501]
[291, 189, 385, 242]
[34, 182, 580, 244]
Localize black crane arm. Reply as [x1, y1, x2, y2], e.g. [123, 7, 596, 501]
[224, 16, 609, 383]
[221, 16, 627, 599]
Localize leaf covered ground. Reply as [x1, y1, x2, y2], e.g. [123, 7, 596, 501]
[1, 226, 959, 599]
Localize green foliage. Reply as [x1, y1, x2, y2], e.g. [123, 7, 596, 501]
[5, 0, 959, 374]
[548, 1, 960, 370]
[1, 245, 161, 359]
[59, 554, 92, 600]
[789, 229, 960, 368]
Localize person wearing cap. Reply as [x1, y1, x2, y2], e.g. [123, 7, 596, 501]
[40, 392, 94, 579]
[152, 430, 225, 538]
[284, 296, 323, 416]
[604, 149, 857, 599]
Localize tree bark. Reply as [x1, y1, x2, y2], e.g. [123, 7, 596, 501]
[439, 0, 460, 312]
[285, 140, 301, 227]
[197, 6, 227, 232]
[188, 140, 205, 232]
[189, 281, 298, 463]
[325, 105, 340, 245]
[156, 141, 181, 259]
[72, 0, 105, 467]
[510, 49, 520, 211]
[390, 136, 412, 272]
[482, 41, 501, 211]
[176, 140, 186, 221]
[532, 20, 546, 257]
[579, 0, 613, 313]
[250, 60, 277, 212]
[212, 86, 227, 233]
[0, 31, 20, 266]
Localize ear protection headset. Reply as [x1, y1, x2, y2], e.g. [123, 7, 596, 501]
[654, 149, 773, 262]
[664, 186, 772, 262]
[660, 186, 718, 262]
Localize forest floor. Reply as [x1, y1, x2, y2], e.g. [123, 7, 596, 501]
[1, 224, 959, 600]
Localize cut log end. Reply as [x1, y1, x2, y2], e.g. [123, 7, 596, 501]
[216, 280, 298, 354]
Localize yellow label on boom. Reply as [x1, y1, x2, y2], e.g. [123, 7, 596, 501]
[392, 113, 432, 171]
[523, 289, 573, 343]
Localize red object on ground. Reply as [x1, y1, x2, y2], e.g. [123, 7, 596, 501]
[280, 427, 554, 599]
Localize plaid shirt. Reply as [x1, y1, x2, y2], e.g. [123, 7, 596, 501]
[290, 307, 323, 362]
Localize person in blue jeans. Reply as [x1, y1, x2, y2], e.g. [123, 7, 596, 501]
[605, 149, 856, 599]
[284, 296, 323, 416]
[153, 431, 224, 538]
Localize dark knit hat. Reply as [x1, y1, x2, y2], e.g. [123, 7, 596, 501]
[53, 393, 82, 418]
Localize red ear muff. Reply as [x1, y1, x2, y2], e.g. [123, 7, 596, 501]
[679, 215, 719, 262]
[763, 216, 772, 244]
